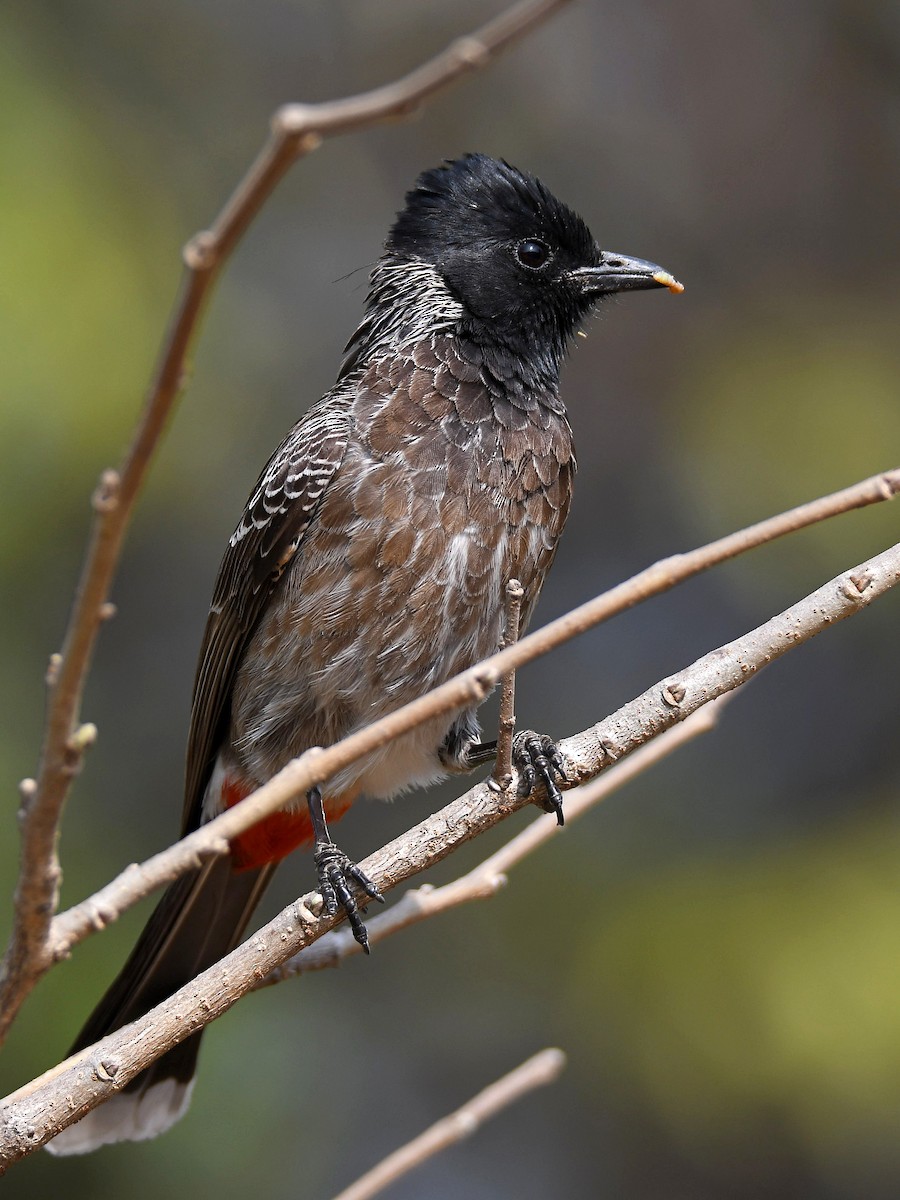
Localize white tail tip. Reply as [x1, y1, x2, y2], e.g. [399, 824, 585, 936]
[45, 1078, 194, 1156]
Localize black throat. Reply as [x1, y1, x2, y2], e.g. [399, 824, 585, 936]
[340, 253, 575, 402]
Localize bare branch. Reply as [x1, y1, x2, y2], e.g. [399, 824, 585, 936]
[45, 468, 900, 968]
[2, 540, 897, 1167]
[494, 578, 524, 789]
[0, 0, 574, 1045]
[330, 1048, 566, 1200]
[186, 0, 577, 268]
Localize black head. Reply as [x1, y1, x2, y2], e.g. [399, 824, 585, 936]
[384, 154, 680, 383]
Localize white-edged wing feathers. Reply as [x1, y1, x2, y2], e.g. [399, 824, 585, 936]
[183, 399, 350, 832]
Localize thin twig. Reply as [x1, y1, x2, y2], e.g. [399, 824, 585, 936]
[0, 0, 574, 1045]
[45, 467, 900, 967]
[330, 1048, 566, 1200]
[493, 578, 524, 789]
[261, 702, 723, 982]
[3, 539, 898, 1166]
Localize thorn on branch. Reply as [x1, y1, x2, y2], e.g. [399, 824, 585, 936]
[91, 469, 120, 514]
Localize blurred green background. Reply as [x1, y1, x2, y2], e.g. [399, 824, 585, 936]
[2, 1, 900, 1196]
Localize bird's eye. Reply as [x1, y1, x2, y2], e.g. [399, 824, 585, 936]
[515, 238, 552, 270]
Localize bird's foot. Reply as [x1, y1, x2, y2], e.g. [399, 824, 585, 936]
[513, 731, 568, 826]
[313, 840, 384, 953]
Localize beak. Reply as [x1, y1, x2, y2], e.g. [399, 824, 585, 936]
[570, 251, 684, 296]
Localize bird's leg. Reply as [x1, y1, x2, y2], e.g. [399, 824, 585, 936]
[454, 738, 497, 768]
[439, 713, 496, 771]
[308, 786, 384, 952]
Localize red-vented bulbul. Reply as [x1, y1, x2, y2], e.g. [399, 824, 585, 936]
[48, 154, 681, 1153]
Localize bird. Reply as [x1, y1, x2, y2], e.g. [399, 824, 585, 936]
[47, 153, 681, 1154]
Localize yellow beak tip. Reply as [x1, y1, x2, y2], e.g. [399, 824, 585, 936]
[653, 270, 685, 295]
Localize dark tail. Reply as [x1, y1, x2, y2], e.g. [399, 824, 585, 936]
[46, 856, 273, 1155]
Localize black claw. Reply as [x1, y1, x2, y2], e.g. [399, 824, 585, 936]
[314, 841, 380, 950]
[513, 731, 567, 826]
[348, 908, 371, 954]
[346, 861, 385, 904]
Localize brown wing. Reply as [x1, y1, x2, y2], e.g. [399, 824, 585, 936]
[182, 398, 351, 833]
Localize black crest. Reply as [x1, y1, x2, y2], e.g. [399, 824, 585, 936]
[388, 153, 597, 267]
